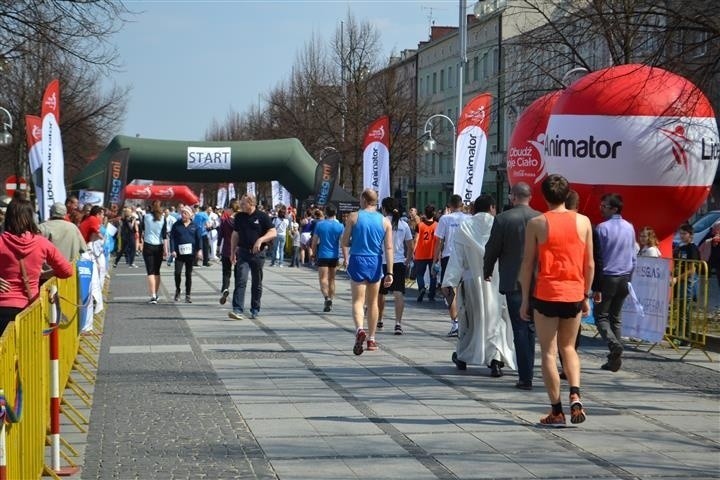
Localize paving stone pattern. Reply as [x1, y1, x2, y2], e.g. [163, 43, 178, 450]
[78, 261, 720, 479]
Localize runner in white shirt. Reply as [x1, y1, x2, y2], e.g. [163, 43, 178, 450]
[378, 197, 414, 335]
[434, 194, 470, 336]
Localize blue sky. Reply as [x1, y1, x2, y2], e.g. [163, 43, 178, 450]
[109, 1, 462, 141]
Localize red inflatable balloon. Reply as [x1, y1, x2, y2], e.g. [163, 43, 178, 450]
[507, 91, 561, 212]
[510, 64, 719, 240]
[124, 185, 199, 206]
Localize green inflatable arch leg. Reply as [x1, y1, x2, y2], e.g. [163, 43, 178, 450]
[70, 135, 317, 200]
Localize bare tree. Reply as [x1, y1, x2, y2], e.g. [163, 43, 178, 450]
[0, 2, 133, 193]
[0, 1, 131, 69]
[503, 0, 720, 112]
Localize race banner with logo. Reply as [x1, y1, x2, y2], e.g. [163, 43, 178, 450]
[271, 181, 292, 207]
[621, 256, 672, 342]
[246, 182, 256, 197]
[362, 115, 390, 201]
[454, 93, 492, 205]
[40, 79, 67, 221]
[313, 149, 340, 208]
[216, 184, 228, 209]
[228, 182, 236, 201]
[199, 189, 205, 207]
[103, 148, 130, 213]
[25, 115, 43, 206]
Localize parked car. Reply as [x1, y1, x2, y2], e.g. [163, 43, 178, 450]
[673, 210, 720, 247]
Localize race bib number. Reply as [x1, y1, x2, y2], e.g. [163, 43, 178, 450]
[178, 243, 193, 255]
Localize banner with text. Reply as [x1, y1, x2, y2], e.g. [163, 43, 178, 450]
[216, 184, 228, 209]
[313, 149, 340, 208]
[362, 115, 390, 201]
[40, 79, 67, 220]
[246, 182, 256, 197]
[621, 256, 672, 343]
[271, 181, 292, 207]
[228, 182, 236, 202]
[104, 148, 130, 213]
[25, 115, 43, 206]
[454, 93, 492, 205]
[187, 146, 231, 170]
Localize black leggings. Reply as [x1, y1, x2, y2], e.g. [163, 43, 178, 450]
[174, 254, 194, 294]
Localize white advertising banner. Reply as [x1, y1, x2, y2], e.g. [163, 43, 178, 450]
[454, 93, 492, 205]
[41, 112, 67, 221]
[621, 256, 672, 343]
[216, 185, 227, 208]
[271, 181, 292, 207]
[362, 116, 390, 201]
[187, 146, 231, 170]
[246, 182, 256, 197]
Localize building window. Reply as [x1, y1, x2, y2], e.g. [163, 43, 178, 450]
[440, 69, 445, 91]
[426, 75, 430, 95]
[482, 52, 489, 78]
[464, 63, 470, 84]
[448, 66, 453, 88]
[431, 154, 436, 175]
[473, 56, 479, 81]
[492, 48, 499, 74]
[432, 72, 437, 94]
[419, 77, 423, 97]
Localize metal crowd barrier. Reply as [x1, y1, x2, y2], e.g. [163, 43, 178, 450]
[0, 267, 103, 479]
[665, 258, 711, 360]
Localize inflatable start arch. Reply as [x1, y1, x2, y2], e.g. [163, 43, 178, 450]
[70, 135, 318, 200]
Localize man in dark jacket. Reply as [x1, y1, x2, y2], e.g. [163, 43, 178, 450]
[483, 182, 541, 390]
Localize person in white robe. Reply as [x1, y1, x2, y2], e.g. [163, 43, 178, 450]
[442, 194, 516, 376]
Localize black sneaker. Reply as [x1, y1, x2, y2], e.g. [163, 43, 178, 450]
[219, 289, 229, 305]
[323, 299, 332, 312]
[394, 324, 403, 335]
[174, 290, 180, 302]
[148, 295, 158, 305]
[185, 296, 192, 303]
[417, 287, 427, 303]
[452, 352, 467, 370]
[377, 320, 384, 329]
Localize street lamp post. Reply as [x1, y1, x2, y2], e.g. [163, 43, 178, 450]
[423, 114, 457, 204]
[0, 107, 13, 147]
[423, 113, 457, 160]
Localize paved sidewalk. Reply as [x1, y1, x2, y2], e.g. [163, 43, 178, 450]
[73, 261, 719, 479]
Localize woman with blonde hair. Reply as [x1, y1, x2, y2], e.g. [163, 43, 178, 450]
[142, 200, 168, 304]
[637, 226, 661, 257]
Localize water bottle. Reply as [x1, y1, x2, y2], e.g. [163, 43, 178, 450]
[432, 262, 441, 276]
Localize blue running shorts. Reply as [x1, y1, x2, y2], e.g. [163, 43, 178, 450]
[347, 255, 383, 283]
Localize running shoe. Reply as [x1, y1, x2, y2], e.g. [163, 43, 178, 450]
[377, 320, 384, 329]
[250, 309, 259, 319]
[539, 411, 566, 427]
[174, 290, 181, 302]
[185, 296, 192, 304]
[569, 395, 586, 424]
[148, 295, 158, 305]
[323, 299, 332, 312]
[353, 329, 367, 355]
[366, 339, 378, 351]
[219, 289, 229, 305]
[417, 287, 427, 303]
[228, 311, 244, 320]
[447, 321, 459, 337]
[394, 324, 403, 335]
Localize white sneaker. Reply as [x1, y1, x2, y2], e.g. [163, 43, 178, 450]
[446, 322, 458, 337]
[227, 311, 244, 320]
